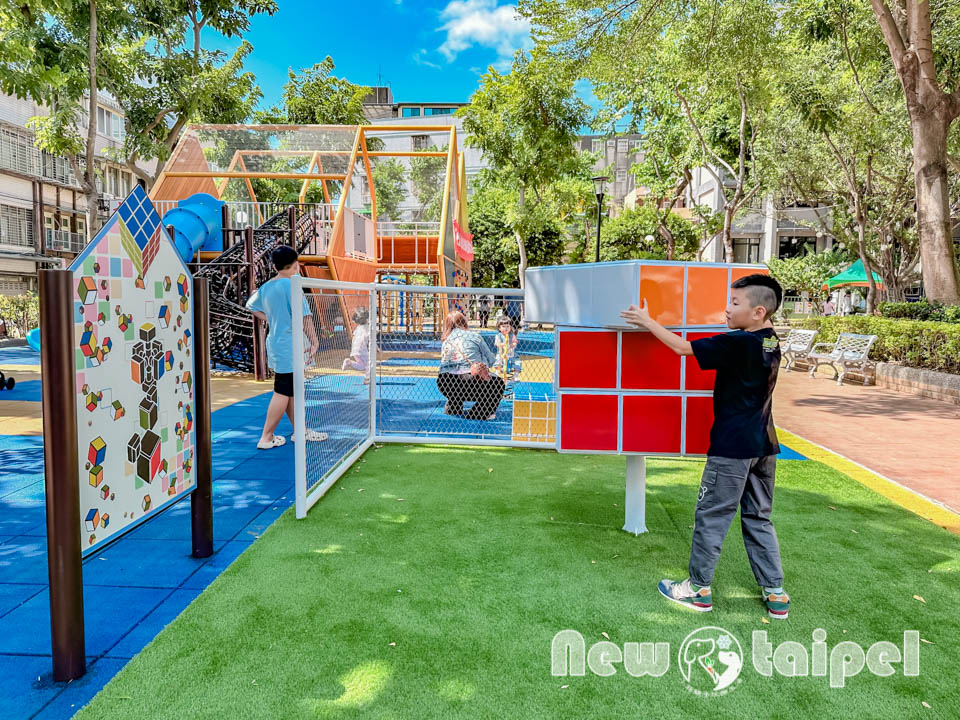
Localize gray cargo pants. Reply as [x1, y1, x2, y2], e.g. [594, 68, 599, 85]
[688, 455, 784, 589]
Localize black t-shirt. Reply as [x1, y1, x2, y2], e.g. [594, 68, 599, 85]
[691, 328, 781, 459]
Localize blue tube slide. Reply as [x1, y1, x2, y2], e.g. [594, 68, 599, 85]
[161, 192, 225, 259]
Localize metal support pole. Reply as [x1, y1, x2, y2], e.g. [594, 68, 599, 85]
[595, 194, 604, 263]
[191, 277, 213, 558]
[39, 269, 85, 682]
[623, 455, 648, 535]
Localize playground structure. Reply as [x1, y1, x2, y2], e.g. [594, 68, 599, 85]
[148, 124, 472, 377]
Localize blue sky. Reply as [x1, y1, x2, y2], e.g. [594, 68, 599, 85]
[202, 0, 536, 112]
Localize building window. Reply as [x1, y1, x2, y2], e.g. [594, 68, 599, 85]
[617, 139, 628, 153]
[425, 107, 455, 116]
[97, 107, 125, 141]
[411, 135, 430, 151]
[0, 205, 34, 248]
[606, 140, 615, 150]
[633, 140, 643, 152]
[616, 167, 628, 183]
[733, 237, 761, 264]
[591, 139, 601, 154]
[401, 107, 421, 117]
[778, 235, 816, 259]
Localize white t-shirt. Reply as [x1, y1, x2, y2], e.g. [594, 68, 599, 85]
[351, 323, 370, 362]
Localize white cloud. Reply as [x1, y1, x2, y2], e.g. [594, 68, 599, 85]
[437, 0, 532, 64]
[413, 49, 442, 70]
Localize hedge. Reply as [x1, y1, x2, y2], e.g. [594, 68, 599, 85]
[800, 316, 960, 375]
[876, 300, 960, 324]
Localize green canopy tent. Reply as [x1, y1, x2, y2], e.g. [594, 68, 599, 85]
[822, 259, 884, 291]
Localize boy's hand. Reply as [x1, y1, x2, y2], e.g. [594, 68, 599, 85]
[620, 300, 652, 328]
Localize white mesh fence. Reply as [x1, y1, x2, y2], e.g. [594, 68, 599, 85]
[293, 279, 374, 516]
[292, 279, 556, 517]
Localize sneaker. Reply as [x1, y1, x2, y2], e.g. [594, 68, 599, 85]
[657, 578, 713, 613]
[762, 589, 790, 619]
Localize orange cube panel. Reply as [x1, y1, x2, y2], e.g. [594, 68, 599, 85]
[620, 332, 682, 390]
[622, 395, 682, 453]
[685, 396, 715, 455]
[639, 265, 684, 326]
[731, 266, 768, 284]
[558, 331, 618, 389]
[686, 266, 729, 325]
[559, 393, 619, 452]
[685, 331, 725, 391]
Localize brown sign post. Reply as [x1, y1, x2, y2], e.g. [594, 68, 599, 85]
[39, 268, 86, 682]
[191, 277, 213, 558]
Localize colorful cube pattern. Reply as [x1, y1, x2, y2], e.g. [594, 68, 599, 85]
[549, 261, 768, 456]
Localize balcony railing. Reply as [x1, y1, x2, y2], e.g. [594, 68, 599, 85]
[45, 228, 86, 253]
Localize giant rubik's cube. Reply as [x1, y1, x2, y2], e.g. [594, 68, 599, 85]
[525, 261, 769, 456]
[118, 191, 163, 278]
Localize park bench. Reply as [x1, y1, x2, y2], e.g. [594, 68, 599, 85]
[808, 333, 878, 385]
[780, 328, 818, 372]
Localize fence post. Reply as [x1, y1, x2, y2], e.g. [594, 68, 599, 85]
[191, 277, 214, 558]
[288, 205, 297, 248]
[39, 268, 86, 682]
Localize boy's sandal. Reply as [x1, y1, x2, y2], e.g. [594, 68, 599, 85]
[292, 429, 329, 442]
[257, 436, 286, 450]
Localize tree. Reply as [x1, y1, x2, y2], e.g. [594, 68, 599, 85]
[256, 57, 369, 125]
[869, 0, 960, 304]
[459, 51, 590, 287]
[767, 0, 922, 310]
[370, 159, 406, 221]
[767, 251, 849, 314]
[1, 0, 272, 237]
[115, 0, 275, 188]
[522, 0, 782, 262]
[573, 205, 700, 262]
[3, 0, 136, 236]
[468, 180, 567, 287]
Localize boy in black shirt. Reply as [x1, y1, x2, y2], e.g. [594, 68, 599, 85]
[620, 274, 789, 619]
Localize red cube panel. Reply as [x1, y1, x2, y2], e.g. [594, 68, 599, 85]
[685, 331, 725, 391]
[622, 395, 682, 454]
[559, 393, 619, 452]
[558, 331, 618, 389]
[685, 396, 714, 455]
[620, 332, 681, 390]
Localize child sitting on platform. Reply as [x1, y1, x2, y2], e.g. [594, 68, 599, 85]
[342, 306, 371, 383]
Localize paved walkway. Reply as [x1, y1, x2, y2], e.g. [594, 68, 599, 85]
[775, 368, 960, 514]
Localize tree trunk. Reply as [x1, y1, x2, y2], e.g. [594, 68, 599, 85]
[722, 205, 734, 262]
[83, 0, 100, 240]
[515, 187, 528, 289]
[657, 212, 675, 260]
[855, 217, 877, 313]
[911, 113, 960, 304]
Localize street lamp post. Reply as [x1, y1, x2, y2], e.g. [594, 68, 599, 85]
[592, 176, 607, 263]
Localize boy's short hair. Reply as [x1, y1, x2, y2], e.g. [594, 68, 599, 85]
[272, 246, 299, 271]
[731, 274, 782, 319]
[352, 306, 369, 325]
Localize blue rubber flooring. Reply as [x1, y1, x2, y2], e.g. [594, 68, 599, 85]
[0, 346, 40, 367]
[0, 390, 301, 720]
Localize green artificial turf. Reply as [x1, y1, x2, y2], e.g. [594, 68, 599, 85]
[77, 446, 960, 719]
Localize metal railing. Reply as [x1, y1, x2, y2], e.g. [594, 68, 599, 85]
[376, 221, 440, 264]
[45, 228, 86, 253]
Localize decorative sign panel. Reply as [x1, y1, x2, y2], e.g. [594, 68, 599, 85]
[69, 186, 196, 555]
